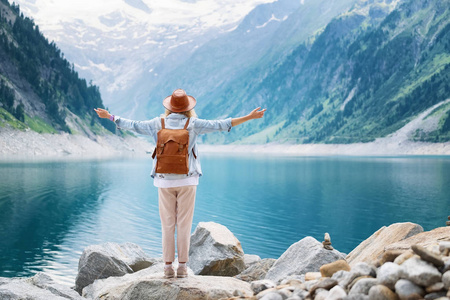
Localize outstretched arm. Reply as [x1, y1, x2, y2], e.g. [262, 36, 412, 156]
[231, 107, 266, 127]
[94, 108, 158, 136]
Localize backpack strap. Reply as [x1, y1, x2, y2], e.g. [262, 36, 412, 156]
[183, 118, 190, 129]
[161, 117, 165, 129]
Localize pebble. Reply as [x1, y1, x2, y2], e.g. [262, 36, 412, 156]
[377, 262, 403, 290]
[401, 257, 442, 287]
[395, 279, 425, 300]
[393, 250, 414, 265]
[309, 278, 337, 295]
[426, 282, 445, 293]
[368, 284, 399, 300]
[305, 272, 321, 281]
[424, 291, 448, 300]
[251, 280, 277, 294]
[377, 250, 405, 266]
[443, 271, 450, 289]
[412, 244, 445, 267]
[260, 292, 283, 300]
[327, 285, 347, 300]
[348, 278, 378, 296]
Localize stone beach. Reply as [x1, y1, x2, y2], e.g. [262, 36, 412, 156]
[1, 221, 449, 300]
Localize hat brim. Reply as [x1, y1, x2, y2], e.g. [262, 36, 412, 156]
[163, 94, 197, 112]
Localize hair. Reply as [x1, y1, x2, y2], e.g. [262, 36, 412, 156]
[163, 109, 197, 118]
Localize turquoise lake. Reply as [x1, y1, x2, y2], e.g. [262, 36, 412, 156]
[0, 155, 449, 285]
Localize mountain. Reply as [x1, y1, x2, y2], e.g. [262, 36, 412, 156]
[14, 0, 272, 120]
[207, 0, 450, 144]
[0, 0, 115, 135]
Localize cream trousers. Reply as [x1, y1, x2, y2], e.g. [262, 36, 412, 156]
[158, 185, 197, 263]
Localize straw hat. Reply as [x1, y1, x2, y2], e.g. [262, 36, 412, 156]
[163, 89, 196, 112]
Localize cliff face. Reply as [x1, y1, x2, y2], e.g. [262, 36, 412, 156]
[0, 0, 115, 136]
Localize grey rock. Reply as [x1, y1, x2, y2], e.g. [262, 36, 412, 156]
[368, 284, 399, 300]
[265, 236, 345, 284]
[401, 257, 442, 287]
[309, 278, 338, 295]
[244, 254, 262, 268]
[260, 292, 283, 300]
[348, 278, 378, 296]
[377, 262, 403, 289]
[251, 279, 277, 294]
[327, 285, 347, 300]
[83, 262, 253, 300]
[0, 273, 83, 300]
[340, 262, 376, 289]
[332, 270, 350, 284]
[443, 271, 450, 289]
[75, 242, 156, 294]
[188, 222, 246, 276]
[236, 258, 276, 282]
[395, 279, 425, 300]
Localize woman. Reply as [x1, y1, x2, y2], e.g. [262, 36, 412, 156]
[94, 88, 266, 278]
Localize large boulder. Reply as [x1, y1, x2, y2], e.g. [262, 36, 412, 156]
[265, 236, 346, 284]
[0, 273, 83, 300]
[385, 226, 450, 251]
[345, 222, 423, 266]
[75, 242, 157, 294]
[83, 262, 253, 300]
[188, 222, 246, 276]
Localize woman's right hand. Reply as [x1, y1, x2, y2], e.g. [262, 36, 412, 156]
[94, 108, 111, 119]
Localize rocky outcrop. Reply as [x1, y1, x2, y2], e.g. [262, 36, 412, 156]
[265, 236, 346, 284]
[75, 242, 158, 294]
[82, 261, 252, 300]
[0, 273, 82, 300]
[188, 221, 246, 276]
[345, 222, 423, 266]
[385, 226, 450, 251]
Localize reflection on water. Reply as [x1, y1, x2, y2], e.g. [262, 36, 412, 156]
[0, 156, 449, 286]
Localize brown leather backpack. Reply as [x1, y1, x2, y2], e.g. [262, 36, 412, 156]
[152, 117, 191, 174]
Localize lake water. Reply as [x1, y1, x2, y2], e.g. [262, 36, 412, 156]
[0, 155, 449, 285]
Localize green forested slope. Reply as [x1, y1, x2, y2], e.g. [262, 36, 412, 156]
[0, 0, 115, 134]
[204, 0, 450, 144]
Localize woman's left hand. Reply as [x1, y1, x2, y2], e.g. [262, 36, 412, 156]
[248, 107, 266, 119]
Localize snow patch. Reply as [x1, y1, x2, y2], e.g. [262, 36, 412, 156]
[256, 14, 287, 29]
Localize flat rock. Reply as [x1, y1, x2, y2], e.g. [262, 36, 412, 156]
[346, 222, 423, 266]
[83, 262, 253, 300]
[411, 244, 444, 267]
[188, 222, 246, 276]
[75, 242, 156, 294]
[0, 273, 83, 300]
[265, 236, 345, 284]
[386, 227, 450, 251]
[401, 257, 442, 287]
[340, 262, 376, 290]
[309, 278, 338, 295]
[320, 259, 351, 277]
